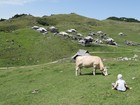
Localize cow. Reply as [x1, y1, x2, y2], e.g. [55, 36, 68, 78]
[75, 56, 108, 76]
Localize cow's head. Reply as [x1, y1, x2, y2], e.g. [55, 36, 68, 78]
[102, 67, 108, 76]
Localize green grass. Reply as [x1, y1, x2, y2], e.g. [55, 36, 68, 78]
[0, 59, 140, 105]
[0, 13, 140, 105]
[0, 15, 37, 32]
[0, 13, 140, 67]
[0, 28, 85, 66]
[0, 27, 136, 67]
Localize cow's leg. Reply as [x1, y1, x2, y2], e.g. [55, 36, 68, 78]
[79, 68, 82, 75]
[75, 66, 79, 76]
[93, 65, 96, 75]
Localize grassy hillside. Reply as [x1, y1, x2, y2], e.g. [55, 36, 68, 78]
[0, 13, 140, 67]
[0, 15, 37, 32]
[0, 60, 140, 105]
[0, 28, 82, 66]
[0, 13, 140, 105]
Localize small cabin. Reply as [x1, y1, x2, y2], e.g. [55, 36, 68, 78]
[71, 49, 90, 60]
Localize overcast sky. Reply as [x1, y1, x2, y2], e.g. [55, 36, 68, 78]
[0, 0, 140, 20]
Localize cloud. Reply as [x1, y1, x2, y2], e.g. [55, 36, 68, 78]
[0, 0, 37, 5]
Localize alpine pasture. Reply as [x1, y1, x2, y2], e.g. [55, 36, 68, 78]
[0, 13, 140, 105]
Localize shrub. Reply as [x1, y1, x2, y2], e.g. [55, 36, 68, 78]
[11, 14, 29, 19]
[107, 16, 140, 23]
[37, 17, 58, 26]
[0, 18, 6, 22]
[36, 18, 49, 26]
[0, 25, 19, 32]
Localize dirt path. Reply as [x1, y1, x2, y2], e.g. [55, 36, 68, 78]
[0, 57, 71, 70]
[0, 50, 139, 70]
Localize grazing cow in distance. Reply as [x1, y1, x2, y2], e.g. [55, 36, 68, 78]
[97, 31, 103, 35]
[32, 26, 39, 30]
[59, 32, 69, 36]
[105, 38, 118, 46]
[49, 26, 59, 33]
[67, 29, 77, 33]
[118, 32, 126, 36]
[36, 27, 47, 33]
[75, 56, 108, 76]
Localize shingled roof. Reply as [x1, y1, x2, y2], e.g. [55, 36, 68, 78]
[71, 49, 90, 60]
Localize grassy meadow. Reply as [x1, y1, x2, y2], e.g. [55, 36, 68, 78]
[0, 59, 140, 105]
[0, 13, 140, 105]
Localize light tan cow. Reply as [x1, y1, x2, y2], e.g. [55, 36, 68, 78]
[75, 56, 108, 76]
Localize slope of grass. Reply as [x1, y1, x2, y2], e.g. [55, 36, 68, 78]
[0, 28, 83, 66]
[0, 13, 140, 67]
[0, 59, 140, 105]
[41, 13, 102, 34]
[0, 13, 140, 105]
[0, 27, 135, 67]
[0, 15, 37, 32]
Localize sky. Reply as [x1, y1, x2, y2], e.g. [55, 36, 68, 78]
[0, 0, 140, 20]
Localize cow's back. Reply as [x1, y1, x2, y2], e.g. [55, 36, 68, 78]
[76, 56, 101, 67]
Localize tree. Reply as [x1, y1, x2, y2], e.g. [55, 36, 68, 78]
[107, 16, 140, 23]
[0, 18, 6, 21]
[11, 14, 29, 19]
